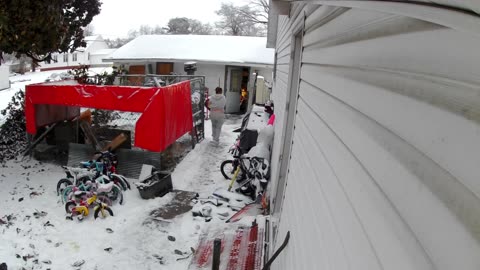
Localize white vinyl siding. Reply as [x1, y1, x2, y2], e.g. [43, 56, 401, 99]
[270, 2, 480, 270]
[268, 14, 291, 219]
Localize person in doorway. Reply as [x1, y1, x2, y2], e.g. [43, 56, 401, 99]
[240, 88, 248, 112]
[207, 87, 226, 144]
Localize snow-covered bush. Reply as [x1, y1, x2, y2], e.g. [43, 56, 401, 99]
[0, 90, 27, 162]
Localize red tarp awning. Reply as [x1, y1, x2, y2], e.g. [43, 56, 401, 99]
[25, 81, 193, 152]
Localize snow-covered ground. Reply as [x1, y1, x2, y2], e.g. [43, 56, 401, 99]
[0, 117, 243, 269]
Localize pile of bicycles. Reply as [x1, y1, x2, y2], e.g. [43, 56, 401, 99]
[220, 137, 270, 201]
[56, 150, 130, 221]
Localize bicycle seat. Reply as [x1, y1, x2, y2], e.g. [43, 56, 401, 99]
[74, 190, 86, 197]
[97, 182, 114, 193]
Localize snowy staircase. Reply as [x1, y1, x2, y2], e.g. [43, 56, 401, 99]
[188, 216, 268, 270]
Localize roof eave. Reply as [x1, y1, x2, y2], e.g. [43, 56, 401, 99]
[103, 58, 273, 68]
[267, 0, 291, 48]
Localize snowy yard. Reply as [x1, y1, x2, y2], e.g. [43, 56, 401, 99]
[0, 117, 243, 269]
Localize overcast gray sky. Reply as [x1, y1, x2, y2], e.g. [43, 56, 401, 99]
[91, 0, 248, 38]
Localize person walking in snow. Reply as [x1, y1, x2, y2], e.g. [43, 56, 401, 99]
[207, 87, 226, 144]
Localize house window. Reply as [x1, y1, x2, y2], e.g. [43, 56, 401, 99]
[63, 54, 68, 62]
[72, 53, 77, 62]
[53, 55, 58, 63]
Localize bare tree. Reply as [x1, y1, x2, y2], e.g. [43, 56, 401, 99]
[166, 18, 190, 34]
[127, 29, 139, 39]
[215, 3, 266, 36]
[240, 0, 269, 25]
[127, 24, 166, 39]
[104, 37, 133, 48]
[166, 17, 212, 35]
[188, 20, 213, 35]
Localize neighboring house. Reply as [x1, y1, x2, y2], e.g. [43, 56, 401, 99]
[40, 35, 116, 71]
[0, 65, 9, 90]
[4, 57, 37, 74]
[2, 58, 20, 73]
[267, 1, 480, 269]
[104, 35, 274, 113]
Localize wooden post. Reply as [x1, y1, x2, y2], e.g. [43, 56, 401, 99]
[212, 238, 221, 270]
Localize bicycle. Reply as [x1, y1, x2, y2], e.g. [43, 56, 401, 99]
[62, 177, 124, 205]
[81, 150, 131, 191]
[220, 138, 251, 181]
[56, 166, 95, 196]
[65, 190, 114, 221]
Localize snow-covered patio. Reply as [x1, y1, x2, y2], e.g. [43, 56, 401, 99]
[0, 116, 245, 269]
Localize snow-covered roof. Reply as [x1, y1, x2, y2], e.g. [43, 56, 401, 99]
[84, 35, 103, 48]
[90, 48, 117, 55]
[105, 35, 274, 66]
[75, 35, 104, 52]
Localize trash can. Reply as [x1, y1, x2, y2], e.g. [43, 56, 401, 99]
[136, 171, 173, 199]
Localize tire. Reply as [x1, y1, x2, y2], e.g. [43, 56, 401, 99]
[65, 201, 77, 214]
[220, 160, 236, 180]
[120, 175, 131, 190]
[94, 205, 114, 219]
[62, 186, 74, 203]
[56, 178, 73, 196]
[111, 175, 127, 191]
[106, 184, 124, 205]
[97, 195, 112, 206]
[113, 184, 124, 205]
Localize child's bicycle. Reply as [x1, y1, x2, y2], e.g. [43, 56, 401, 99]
[56, 166, 95, 196]
[62, 178, 124, 205]
[79, 159, 130, 191]
[65, 190, 113, 221]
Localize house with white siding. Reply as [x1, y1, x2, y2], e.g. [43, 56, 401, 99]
[266, 1, 480, 269]
[40, 35, 115, 71]
[104, 35, 274, 113]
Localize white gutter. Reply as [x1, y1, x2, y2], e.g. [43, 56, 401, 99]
[267, 0, 480, 47]
[103, 58, 273, 69]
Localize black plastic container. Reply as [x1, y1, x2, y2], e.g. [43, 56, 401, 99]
[136, 171, 173, 199]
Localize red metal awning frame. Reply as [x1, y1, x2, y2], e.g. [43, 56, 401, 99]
[25, 80, 193, 152]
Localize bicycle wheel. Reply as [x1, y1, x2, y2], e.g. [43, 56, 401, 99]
[97, 195, 112, 206]
[65, 201, 77, 214]
[94, 205, 114, 219]
[56, 178, 73, 196]
[220, 160, 236, 180]
[107, 184, 124, 205]
[111, 174, 127, 191]
[62, 186, 74, 203]
[119, 175, 131, 190]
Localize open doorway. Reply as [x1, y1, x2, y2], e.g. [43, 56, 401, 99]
[225, 66, 250, 114]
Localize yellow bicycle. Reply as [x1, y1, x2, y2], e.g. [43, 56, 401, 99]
[65, 191, 114, 220]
